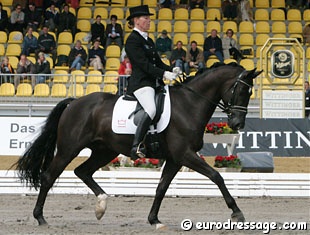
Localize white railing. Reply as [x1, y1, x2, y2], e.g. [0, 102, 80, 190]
[1, 171, 309, 197]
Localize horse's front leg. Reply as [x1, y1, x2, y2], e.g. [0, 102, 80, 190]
[148, 159, 181, 229]
[182, 151, 245, 222]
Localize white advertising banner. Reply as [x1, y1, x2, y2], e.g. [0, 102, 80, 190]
[0, 117, 91, 156]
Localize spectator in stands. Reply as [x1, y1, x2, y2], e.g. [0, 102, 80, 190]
[302, 23, 310, 45]
[9, 4, 25, 33]
[203, 29, 224, 63]
[91, 15, 106, 47]
[15, 54, 36, 90]
[88, 40, 105, 74]
[305, 81, 310, 118]
[237, 0, 253, 22]
[222, 29, 245, 61]
[13, 0, 27, 10]
[105, 14, 123, 49]
[34, 52, 51, 86]
[118, 54, 132, 95]
[58, 3, 77, 36]
[43, 0, 65, 12]
[159, 0, 176, 9]
[66, 0, 79, 9]
[24, 3, 42, 32]
[222, 0, 238, 20]
[156, 29, 172, 60]
[21, 27, 38, 56]
[0, 56, 15, 84]
[170, 40, 186, 72]
[44, 3, 59, 32]
[184, 40, 205, 77]
[68, 40, 87, 72]
[0, 3, 9, 32]
[36, 26, 57, 63]
[189, 0, 205, 9]
[286, 0, 305, 8]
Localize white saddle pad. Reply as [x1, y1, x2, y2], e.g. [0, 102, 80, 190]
[112, 85, 171, 134]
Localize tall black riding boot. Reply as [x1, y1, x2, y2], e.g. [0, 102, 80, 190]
[130, 112, 152, 160]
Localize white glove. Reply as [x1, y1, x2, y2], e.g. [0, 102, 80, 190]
[172, 67, 182, 75]
[163, 71, 177, 81]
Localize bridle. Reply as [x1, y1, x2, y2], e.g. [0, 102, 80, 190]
[177, 70, 253, 116]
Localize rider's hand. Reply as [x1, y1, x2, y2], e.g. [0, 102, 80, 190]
[172, 67, 182, 75]
[163, 71, 177, 81]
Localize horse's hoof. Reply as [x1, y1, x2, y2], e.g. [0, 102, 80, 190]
[155, 223, 167, 230]
[37, 218, 48, 226]
[231, 211, 245, 222]
[95, 194, 108, 220]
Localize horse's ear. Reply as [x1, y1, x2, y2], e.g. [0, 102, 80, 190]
[253, 69, 263, 78]
[248, 68, 263, 79]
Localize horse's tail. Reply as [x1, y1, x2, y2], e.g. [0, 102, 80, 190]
[15, 98, 75, 190]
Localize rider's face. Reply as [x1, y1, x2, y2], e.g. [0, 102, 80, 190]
[135, 15, 151, 32]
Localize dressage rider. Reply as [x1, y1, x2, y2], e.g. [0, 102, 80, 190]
[125, 5, 178, 160]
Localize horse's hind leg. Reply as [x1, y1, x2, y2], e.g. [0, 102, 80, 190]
[33, 151, 79, 225]
[74, 147, 118, 220]
[182, 152, 245, 222]
[148, 159, 182, 229]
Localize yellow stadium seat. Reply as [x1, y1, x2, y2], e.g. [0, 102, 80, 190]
[288, 22, 303, 34]
[105, 45, 121, 58]
[6, 44, 21, 56]
[16, 83, 32, 97]
[127, 0, 141, 6]
[8, 31, 23, 44]
[190, 8, 205, 20]
[145, 0, 157, 8]
[206, 58, 220, 68]
[239, 21, 254, 33]
[270, 9, 285, 21]
[306, 47, 310, 59]
[80, 0, 93, 7]
[33, 84, 50, 97]
[190, 21, 204, 33]
[45, 57, 54, 69]
[148, 8, 156, 20]
[0, 31, 7, 44]
[255, 21, 270, 34]
[7, 56, 18, 69]
[173, 33, 188, 46]
[303, 9, 310, 22]
[74, 32, 90, 44]
[271, 22, 286, 34]
[148, 20, 156, 33]
[174, 8, 189, 20]
[206, 21, 221, 33]
[71, 70, 85, 83]
[240, 59, 255, 70]
[87, 70, 103, 83]
[104, 71, 119, 84]
[103, 84, 118, 94]
[109, 7, 124, 19]
[157, 21, 172, 33]
[93, 7, 108, 19]
[58, 32, 73, 44]
[51, 84, 67, 97]
[68, 84, 84, 97]
[158, 8, 173, 20]
[271, 0, 285, 8]
[173, 21, 188, 33]
[224, 58, 237, 64]
[56, 45, 71, 60]
[255, 34, 270, 46]
[77, 7, 92, 19]
[0, 44, 5, 56]
[223, 21, 237, 33]
[254, 9, 269, 21]
[1, 0, 13, 6]
[239, 34, 254, 46]
[105, 58, 120, 71]
[255, 0, 269, 8]
[287, 9, 302, 21]
[189, 33, 204, 46]
[3, 6, 10, 17]
[206, 8, 221, 21]
[53, 70, 69, 83]
[207, 0, 221, 8]
[0, 83, 15, 96]
[77, 19, 91, 32]
[86, 84, 101, 95]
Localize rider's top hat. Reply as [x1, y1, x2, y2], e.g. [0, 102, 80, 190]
[126, 5, 154, 21]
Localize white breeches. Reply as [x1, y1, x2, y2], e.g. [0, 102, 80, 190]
[90, 57, 103, 70]
[134, 86, 156, 120]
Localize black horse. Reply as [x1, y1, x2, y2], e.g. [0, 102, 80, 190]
[15, 63, 262, 228]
